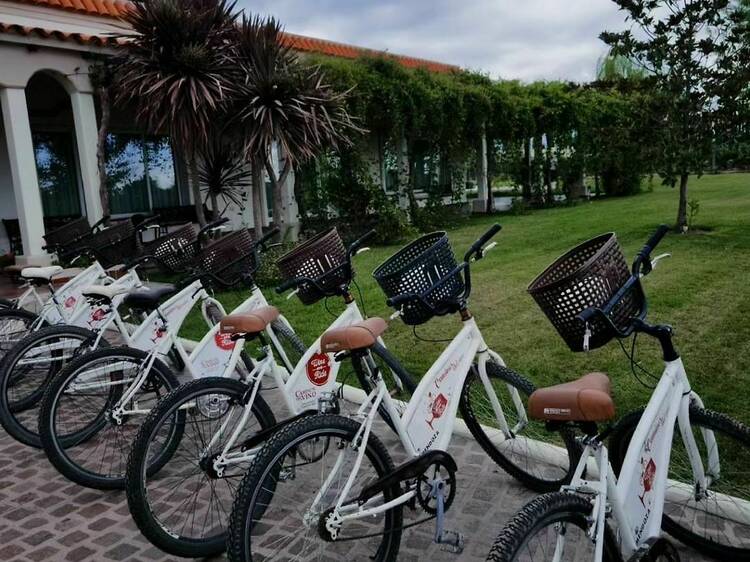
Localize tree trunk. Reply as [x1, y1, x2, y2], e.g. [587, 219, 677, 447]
[522, 138, 532, 201]
[544, 138, 553, 205]
[251, 156, 265, 239]
[209, 191, 220, 220]
[677, 172, 689, 232]
[96, 85, 111, 217]
[189, 156, 207, 227]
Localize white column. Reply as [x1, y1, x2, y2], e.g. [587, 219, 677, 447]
[0, 87, 48, 265]
[69, 91, 103, 222]
[397, 135, 410, 210]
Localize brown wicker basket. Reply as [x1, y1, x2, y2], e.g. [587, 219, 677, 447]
[277, 228, 348, 305]
[141, 224, 198, 274]
[43, 218, 93, 261]
[195, 229, 257, 287]
[87, 220, 139, 268]
[528, 233, 644, 352]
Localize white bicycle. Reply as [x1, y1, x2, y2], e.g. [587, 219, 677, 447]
[0, 219, 225, 447]
[37, 228, 307, 490]
[124, 228, 415, 559]
[226, 225, 580, 561]
[487, 226, 750, 562]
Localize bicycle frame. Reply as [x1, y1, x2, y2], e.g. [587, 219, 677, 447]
[312, 317, 521, 524]
[195, 298, 376, 472]
[564, 357, 727, 561]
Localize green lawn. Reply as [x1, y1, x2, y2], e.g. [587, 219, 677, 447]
[179, 173, 750, 424]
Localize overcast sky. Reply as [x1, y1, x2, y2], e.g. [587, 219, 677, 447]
[239, 0, 630, 83]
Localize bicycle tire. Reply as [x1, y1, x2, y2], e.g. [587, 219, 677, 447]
[351, 348, 418, 433]
[0, 325, 106, 447]
[0, 298, 16, 309]
[609, 405, 750, 559]
[227, 414, 402, 562]
[487, 492, 621, 562]
[126, 377, 276, 558]
[39, 347, 180, 489]
[459, 362, 580, 493]
[0, 308, 43, 357]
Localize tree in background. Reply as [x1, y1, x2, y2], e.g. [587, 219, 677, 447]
[115, 0, 238, 227]
[89, 61, 116, 218]
[602, 0, 744, 231]
[230, 15, 361, 239]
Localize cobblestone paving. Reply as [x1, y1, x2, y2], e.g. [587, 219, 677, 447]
[0, 400, 713, 562]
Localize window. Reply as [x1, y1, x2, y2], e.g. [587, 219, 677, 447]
[32, 131, 82, 218]
[105, 134, 180, 214]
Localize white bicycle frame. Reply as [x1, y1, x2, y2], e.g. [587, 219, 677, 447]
[195, 297, 377, 473]
[311, 316, 522, 526]
[562, 356, 727, 561]
[15, 269, 143, 368]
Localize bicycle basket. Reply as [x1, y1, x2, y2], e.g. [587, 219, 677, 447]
[141, 224, 198, 274]
[277, 227, 349, 305]
[373, 232, 464, 326]
[43, 218, 93, 261]
[196, 229, 257, 288]
[87, 220, 139, 268]
[527, 233, 645, 352]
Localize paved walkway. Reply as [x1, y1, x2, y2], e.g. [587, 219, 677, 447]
[0, 411, 712, 562]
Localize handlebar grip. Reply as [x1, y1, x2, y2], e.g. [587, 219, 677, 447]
[465, 223, 502, 261]
[258, 227, 280, 246]
[578, 307, 598, 324]
[641, 224, 670, 256]
[349, 229, 377, 255]
[386, 293, 414, 309]
[276, 278, 300, 294]
[199, 217, 230, 236]
[124, 254, 156, 271]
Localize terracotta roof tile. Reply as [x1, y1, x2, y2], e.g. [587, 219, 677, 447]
[0, 21, 122, 46]
[3, 0, 460, 73]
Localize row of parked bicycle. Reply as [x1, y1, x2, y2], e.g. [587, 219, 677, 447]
[0, 214, 748, 562]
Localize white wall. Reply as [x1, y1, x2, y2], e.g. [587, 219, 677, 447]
[0, 117, 17, 254]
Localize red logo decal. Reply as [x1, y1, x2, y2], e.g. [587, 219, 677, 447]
[90, 308, 107, 323]
[214, 332, 235, 351]
[426, 393, 448, 430]
[151, 326, 166, 343]
[639, 458, 656, 507]
[64, 296, 77, 309]
[306, 353, 331, 386]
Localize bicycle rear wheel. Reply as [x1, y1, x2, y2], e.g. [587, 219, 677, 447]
[126, 377, 276, 558]
[0, 325, 104, 447]
[227, 414, 402, 562]
[460, 361, 579, 493]
[610, 406, 750, 559]
[39, 347, 180, 489]
[486, 492, 620, 562]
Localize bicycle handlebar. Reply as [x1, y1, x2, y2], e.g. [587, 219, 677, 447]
[633, 224, 670, 277]
[348, 229, 377, 257]
[464, 223, 502, 263]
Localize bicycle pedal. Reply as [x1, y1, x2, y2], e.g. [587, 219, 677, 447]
[436, 529, 464, 554]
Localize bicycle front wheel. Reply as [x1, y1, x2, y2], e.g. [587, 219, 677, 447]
[126, 377, 276, 558]
[227, 414, 402, 562]
[0, 325, 104, 447]
[39, 347, 180, 489]
[487, 492, 620, 562]
[610, 406, 750, 559]
[460, 362, 579, 493]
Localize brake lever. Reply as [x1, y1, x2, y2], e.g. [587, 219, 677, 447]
[355, 247, 371, 256]
[389, 309, 403, 321]
[471, 242, 497, 262]
[639, 253, 671, 278]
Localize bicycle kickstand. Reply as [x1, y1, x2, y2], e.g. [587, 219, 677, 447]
[431, 480, 464, 554]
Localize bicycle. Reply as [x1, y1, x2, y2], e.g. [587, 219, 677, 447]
[487, 226, 750, 562]
[0, 219, 227, 448]
[37, 227, 306, 491]
[124, 227, 416, 559]
[226, 224, 580, 561]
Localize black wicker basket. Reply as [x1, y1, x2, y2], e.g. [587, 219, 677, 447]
[141, 224, 198, 274]
[43, 218, 94, 261]
[195, 229, 257, 288]
[87, 220, 139, 268]
[528, 233, 645, 352]
[373, 232, 464, 326]
[277, 228, 349, 305]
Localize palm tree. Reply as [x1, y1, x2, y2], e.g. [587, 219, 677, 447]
[231, 14, 362, 239]
[198, 132, 252, 218]
[114, 0, 239, 226]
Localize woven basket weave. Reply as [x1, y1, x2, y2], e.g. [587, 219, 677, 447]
[528, 233, 644, 352]
[141, 224, 198, 274]
[373, 232, 464, 326]
[196, 229, 256, 287]
[277, 228, 349, 305]
[87, 221, 139, 268]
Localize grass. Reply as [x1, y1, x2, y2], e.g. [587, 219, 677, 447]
[177, 172, 750, 425]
